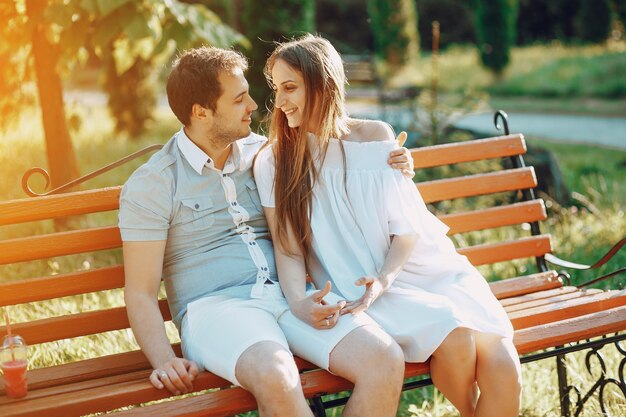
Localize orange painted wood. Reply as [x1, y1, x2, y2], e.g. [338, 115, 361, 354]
[514, 306, 626, 354]
[2, 306, 625, 416]
[500, 286, 578, 307]
[439, 200, 546, 235]
[0, 266, 125, 307]
[509, 290, 626, 329]
[0, 187, 121, 225]
[504, 289, 602, 313]
[411, 134, 526, 169]
[489, 270, 562, 299]
[417, 167, 537, 203]
[458, 234, 552, 266]
[0, 226, 122, 265]
[0, 300, 171, 345]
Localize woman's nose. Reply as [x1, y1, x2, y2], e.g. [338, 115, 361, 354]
[274, 92, 284, 108]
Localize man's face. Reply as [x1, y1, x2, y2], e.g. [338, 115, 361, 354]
[208, 68, 258, 143]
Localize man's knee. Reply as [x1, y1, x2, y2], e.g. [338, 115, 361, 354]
[236, 342, 300, 394]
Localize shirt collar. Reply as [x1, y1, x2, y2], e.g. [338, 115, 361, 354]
[177, 128, 211, 175]
[176, 128, 246, 174]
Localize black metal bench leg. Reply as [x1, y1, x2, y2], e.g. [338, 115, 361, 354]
[310, 396, 326, 417]
[556, 352, 570, 417]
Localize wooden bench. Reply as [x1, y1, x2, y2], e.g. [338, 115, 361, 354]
[1, 132, 625, 417]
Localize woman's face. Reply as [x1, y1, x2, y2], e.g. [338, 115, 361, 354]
[271, 59, 311, 130]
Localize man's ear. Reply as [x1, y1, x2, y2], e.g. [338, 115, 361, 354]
[191, 103, 211, 122]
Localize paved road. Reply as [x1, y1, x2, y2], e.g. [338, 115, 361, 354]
[346, 102, 626, 150]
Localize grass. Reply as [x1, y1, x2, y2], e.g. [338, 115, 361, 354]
[1, 104, 625, 416]
[379, 41, 626, 116]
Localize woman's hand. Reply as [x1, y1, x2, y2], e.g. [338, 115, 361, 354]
[340, 276, 386, 316]
[290, 281, 346, 329]
[388, 131, 415, 178]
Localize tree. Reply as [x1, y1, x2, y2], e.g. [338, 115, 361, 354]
[475, 0, 519, 76]
[1, 0, 246, 191]
[576, 0, 612, 43]
[367, 0, 420, 68]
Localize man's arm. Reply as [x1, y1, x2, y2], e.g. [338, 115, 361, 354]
[123, 240, 199, 394]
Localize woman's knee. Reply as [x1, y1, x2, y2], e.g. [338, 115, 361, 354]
[434, 327, 476, 359]
[332, 326, 405, 383]
[481, 339, 522, 394]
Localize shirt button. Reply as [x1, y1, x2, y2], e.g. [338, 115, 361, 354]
[223, 174, 226, 177]
[194, 204, 199, 209]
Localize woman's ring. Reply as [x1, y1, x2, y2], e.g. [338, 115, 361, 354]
[160, 371, 167, 379]
[324, 319, 329, 327]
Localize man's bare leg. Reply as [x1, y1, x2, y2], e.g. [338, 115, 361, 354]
[236, 341, 314, 417]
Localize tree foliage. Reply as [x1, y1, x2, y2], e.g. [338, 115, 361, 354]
[475, 0, 519, 75]
[1, 0, 246, 189]
[367, 0, 420, 68]
[576, 0, 613, 43]
[516, 0, 580, 44]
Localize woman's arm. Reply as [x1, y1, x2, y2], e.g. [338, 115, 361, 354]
[341, 232, 418, 316]
[263, 206, 345, 329]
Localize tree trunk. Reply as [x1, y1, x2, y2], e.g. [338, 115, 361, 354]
[26, 0, 80, 191]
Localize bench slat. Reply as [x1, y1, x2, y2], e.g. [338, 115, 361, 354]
[489, 271, 562, 299]
[0, 226, 122, 265]
[412, 134, 526, 169]
[0, 266, 125, 307]
[515, 305, 626, 354]
[500, 286, 579, 307]
[417, 167, 537, 203]
[504, 289, 602, 313]
[0, 300, 171, 345]
[439, 200, 546, 235]
[0, 187, 121, 225]
[6, 307, 625, 417]
[509, 290, 626, 329]
[458, 234, 552, 266]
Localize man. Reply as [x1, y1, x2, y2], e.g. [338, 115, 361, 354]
[120, 46, 412, 417]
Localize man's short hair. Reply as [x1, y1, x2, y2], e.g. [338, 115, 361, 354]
[166, 46, 248, 126]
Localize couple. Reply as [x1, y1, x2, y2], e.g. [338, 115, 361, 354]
[120, 35, 521, 417]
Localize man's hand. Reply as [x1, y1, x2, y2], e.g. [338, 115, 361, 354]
[291, 281, 346, 329]
[150, 357, 200, 395]
[340, 276, 385, 316]
[388, 131, 415, 178]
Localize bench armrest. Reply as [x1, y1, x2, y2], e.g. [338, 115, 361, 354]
[544, 237, 626, 288]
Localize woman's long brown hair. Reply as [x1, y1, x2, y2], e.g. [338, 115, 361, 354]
[264, 35, 350, 268]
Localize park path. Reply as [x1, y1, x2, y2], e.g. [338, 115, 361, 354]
[346, 101, 626, 150]
[65, 90, 625, 150]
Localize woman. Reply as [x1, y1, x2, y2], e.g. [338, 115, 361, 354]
[254, 35, 522, 417]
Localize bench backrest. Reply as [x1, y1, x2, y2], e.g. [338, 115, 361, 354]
[0, 134, 550, 359]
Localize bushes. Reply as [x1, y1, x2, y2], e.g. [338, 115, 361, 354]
[576, 0, 613, 43]
[475, 0, 519, 75]
[367, 0, 420, 67]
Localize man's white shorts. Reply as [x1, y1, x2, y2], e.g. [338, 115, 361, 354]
[181, 283, 377, 386]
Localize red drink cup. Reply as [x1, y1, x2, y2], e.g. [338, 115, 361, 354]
[1, 335, 28, 398]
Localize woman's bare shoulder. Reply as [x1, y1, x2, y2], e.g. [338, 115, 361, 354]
[344, 119, 394, 142]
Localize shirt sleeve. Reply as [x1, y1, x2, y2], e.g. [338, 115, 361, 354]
[253, 146, 276, 208]
[118, 165, 173, 241]
[386, 171, 450, 238]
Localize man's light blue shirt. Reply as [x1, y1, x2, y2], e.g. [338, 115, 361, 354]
[119, 129, 277, 330]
